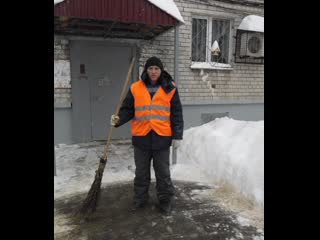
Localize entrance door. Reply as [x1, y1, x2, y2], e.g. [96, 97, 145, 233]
[88, 44, 132, 140]
[70, 41, 133, 142]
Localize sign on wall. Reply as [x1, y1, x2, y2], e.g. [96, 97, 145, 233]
[54, 60, 71, 88]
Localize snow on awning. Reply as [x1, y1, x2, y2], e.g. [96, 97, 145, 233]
[54, 0, 64, 5]
[147, 0, 185, 24]
[238, 15, 264, 32]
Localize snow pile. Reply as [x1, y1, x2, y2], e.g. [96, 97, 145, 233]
[172, 117, 264, 206]
[238, 15, 264, 32]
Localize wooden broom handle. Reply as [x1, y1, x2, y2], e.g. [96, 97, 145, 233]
[115, 57, 135, 116]
[102, 57, 135, 160]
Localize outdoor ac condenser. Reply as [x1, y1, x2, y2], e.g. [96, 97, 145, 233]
[240, 32, 264, 58]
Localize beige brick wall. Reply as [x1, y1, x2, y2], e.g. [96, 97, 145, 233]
[139, 30, 176, 78]
[140, 0, 264, 103]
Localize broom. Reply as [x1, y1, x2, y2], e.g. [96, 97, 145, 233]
[77, 57, 135, 217]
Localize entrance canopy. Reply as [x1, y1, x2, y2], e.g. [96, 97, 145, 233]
[54, 0, 184, 39]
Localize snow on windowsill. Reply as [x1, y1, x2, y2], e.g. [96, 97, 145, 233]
[190, 62, 233, 70]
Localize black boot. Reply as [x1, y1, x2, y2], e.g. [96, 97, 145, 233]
[158, 200, 173, 215]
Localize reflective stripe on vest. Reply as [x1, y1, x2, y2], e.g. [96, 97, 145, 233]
[130, 80, 176, 136]
[134, 114, 170, 121]
[135, 105, 170, 112]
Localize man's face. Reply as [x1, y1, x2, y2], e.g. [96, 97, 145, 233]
[147, 66, 161, 83]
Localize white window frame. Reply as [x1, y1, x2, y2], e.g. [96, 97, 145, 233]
[191, 15, 234, 70]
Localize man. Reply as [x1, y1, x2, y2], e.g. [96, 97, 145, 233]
[110, 56, 184, 215]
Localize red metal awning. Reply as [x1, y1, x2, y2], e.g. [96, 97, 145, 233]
[54, 0, 179, 27]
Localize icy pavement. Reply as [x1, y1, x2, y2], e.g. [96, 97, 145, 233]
[54, 142, 264, 239]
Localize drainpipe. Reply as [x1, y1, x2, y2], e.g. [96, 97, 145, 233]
[172, 25, 180, 165]
[54, 147, 57, 176]
[174, 25, 179, 87]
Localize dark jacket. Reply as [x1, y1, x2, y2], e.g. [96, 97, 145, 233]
[115, 70, 184, 150]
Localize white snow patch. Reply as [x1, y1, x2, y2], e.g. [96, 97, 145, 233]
[54, 143, 135, 199]
[253, 235, 264, 240]
[236, 215, 251, 227]
[172, 163, 211, 184]
[191, 62, 232, 70]
[238, 15, 264, 32]
[54, 0, 64, 5]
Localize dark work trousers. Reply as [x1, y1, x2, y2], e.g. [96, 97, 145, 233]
[133, 146, 174, 204]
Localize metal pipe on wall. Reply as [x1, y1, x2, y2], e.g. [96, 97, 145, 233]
[174, 25, 179, 87]
[172, 24, 180, 165]
[54, 148, 57, 176]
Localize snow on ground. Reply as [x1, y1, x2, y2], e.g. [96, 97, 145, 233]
[54, 142, 136, 199]
[173, 117, 264, 207]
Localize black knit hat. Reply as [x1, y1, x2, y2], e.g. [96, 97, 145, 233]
[144, 56, 164, 71]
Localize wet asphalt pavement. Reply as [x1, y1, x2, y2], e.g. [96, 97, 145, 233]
[54, 180, 263, 240]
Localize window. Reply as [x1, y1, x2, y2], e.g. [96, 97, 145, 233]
[192, 18, 207, 62]
[192, 17, 232, 67]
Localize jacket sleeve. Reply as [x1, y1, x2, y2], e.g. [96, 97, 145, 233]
[170, 88, 184, 139]
[115, 88, 135, 127]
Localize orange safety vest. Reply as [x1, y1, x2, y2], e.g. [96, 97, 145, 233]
[130, 80, 176, 136]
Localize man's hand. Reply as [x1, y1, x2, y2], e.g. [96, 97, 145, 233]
[110, 114, 120, 126]
[172, 139, 181, 149]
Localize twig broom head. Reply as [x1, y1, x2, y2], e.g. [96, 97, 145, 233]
[75, 158, 107, 218]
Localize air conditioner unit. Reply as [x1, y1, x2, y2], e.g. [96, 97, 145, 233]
[240, 32, 264, 58]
